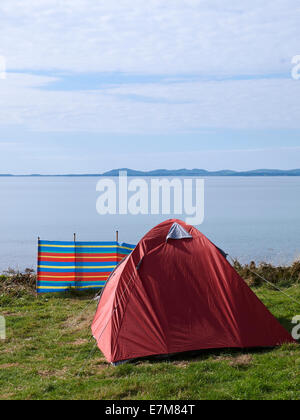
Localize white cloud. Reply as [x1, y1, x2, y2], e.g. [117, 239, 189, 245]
[0, 0, 299, 75]
[0, 73, 300, 134]
[0, 2, 299, 138]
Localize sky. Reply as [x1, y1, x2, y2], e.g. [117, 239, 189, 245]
[0, 0, 300, 174]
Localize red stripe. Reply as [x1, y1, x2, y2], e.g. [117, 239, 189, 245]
[38, 257, 121, 263]
[38, 278, 109, 282]
[38, 252, 119, 258]
[75, 274, 110, 279]
[76, 278, 108, 280]
[38, 272, 112, 277]
[38, 256, 124, 263]
[75, 258, 124, 262]
[38, 258, 76, 263]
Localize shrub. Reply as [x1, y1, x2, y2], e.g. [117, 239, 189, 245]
[0, 268, 36, 296]
[233, 259, 300, 288]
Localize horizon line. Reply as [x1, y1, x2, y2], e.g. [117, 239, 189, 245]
[1, 168, 300, 177]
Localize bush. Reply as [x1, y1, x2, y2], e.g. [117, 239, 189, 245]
[0, 268, 36, 296]
[233, 260, 300, 288]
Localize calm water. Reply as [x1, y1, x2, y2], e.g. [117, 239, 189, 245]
[0, 176, 299, 271]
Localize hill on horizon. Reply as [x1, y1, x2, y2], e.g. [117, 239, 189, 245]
[101, 168, 300, 177]
[1, 168, 300, 177]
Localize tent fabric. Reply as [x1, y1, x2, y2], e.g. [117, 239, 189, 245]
[91, 219, 295, 364]
[166, 222, 193, 241]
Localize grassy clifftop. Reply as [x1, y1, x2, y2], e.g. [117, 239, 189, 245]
[0, 264, 299, 400]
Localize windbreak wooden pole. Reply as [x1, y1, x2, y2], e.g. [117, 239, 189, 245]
[116, 230, 119, 243]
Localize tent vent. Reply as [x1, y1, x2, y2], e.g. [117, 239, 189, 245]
[166, 223, 193, 241]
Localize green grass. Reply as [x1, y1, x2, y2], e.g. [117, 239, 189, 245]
[0, 285, 299, 400]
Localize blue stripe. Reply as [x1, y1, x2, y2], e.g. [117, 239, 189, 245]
[38, 261, 75, 267]
[38, 281, 106, 287]
[38, 282, 75, 287]
[38, 246, 75, 254]
[37, 285, 104, 293]
[39, 240, 74, 246]
[38, 261, 117, 267]
[75, 268, 115, 273]
[75, 248, 118, 254]
[39, 247, 121, 254]
[75, 241, 118, 246]
[38, 289, 66, 293]
[38, 248, 131, 256]
[121, 242, 135, 249]
[38, 268, 75, 273]
[38, 244, 134, 254]
[39, 240, 131, 247]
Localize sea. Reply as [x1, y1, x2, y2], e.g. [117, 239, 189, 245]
[0, 176, 299, 271]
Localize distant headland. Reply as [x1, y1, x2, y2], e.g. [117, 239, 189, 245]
[1, 168, 300, 177]
[101, 168, 300, 177]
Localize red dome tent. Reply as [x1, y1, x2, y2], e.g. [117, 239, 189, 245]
[92, 219, 294, 364]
